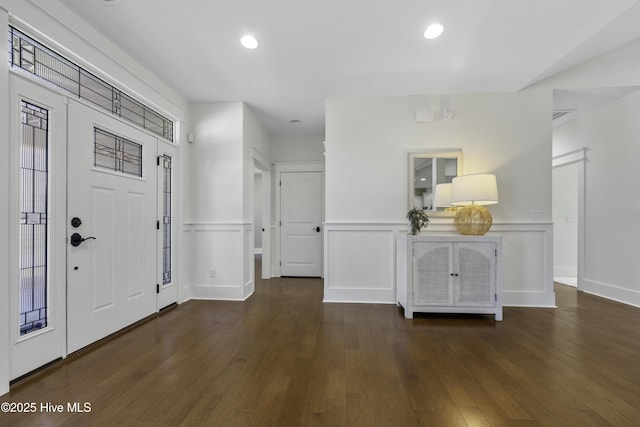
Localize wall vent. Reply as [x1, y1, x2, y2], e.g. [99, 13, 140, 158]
[552, 109, 575, 120]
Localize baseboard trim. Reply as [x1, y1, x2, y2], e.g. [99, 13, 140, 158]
[582, 278, 640, 309]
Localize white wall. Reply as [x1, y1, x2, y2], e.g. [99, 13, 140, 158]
[187, 103, 244, 300]
[553, 91, 640, 306]
[326, 92, 553, 222]
[271, 135, 325, 162]
[189, 103, 244, 222]
[539, 37, 640, 307]
[242, 104, 272, 222]
[324, 91, 555, 306]
[186, 102, 271, 300]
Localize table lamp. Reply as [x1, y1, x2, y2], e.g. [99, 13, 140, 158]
[450, 174, 498, 235]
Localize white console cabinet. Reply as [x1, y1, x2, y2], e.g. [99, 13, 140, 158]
[396, 234, 503, 320]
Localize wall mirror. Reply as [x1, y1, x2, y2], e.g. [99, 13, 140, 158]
[408, 150, 462, 215]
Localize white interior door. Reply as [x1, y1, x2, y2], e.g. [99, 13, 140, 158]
[553, 162, 579, 282]
[67, 100, 158, 353]
[280, 171, 322, 277]
[9, 76, 67, 379]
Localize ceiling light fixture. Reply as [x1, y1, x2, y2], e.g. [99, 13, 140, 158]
[424, 23, 444, 40]
[240, 35, 259, 49]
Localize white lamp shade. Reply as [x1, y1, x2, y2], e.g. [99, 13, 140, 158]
[433, 183, 452, 207]
[450, 174, 498, 206]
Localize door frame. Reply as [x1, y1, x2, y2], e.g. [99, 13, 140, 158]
[1, 9, 9, 394]
[8, 74, 68, 379]
[5, 73, 182, 380]
[274, 162, 325, 278]
[252, 148, 272, 280]
[552, 148, 587, 291]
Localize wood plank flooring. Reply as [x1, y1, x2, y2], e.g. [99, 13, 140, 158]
[2, 267, 640, 426]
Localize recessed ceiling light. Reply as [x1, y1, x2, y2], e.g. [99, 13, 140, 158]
[424, 23, 444, 40]
[240, 35, 259, 49]
[290, 119, 302, 125]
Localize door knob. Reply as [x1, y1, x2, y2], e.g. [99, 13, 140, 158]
[70, 232, 96, 247]
[315, 226, 321, 232]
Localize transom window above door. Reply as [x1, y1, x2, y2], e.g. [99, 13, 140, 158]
[8, 26, 175, 142]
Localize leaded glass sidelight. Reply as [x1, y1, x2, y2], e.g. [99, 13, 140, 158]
[161, 155, 172, 285]
[19, 101, 49, 335]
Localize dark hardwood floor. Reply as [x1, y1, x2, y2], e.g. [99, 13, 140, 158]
[2, 261, 640, 426]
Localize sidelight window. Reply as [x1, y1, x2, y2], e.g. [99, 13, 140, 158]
[161, 155, 172, 285]
[19, 101, 49, 335]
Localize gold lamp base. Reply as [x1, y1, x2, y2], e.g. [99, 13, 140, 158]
[454, 205, 493, 235]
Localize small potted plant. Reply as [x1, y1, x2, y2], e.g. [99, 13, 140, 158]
[407, 208, 430, 235]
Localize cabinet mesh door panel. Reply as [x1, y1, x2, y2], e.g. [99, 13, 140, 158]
[457, 244, 494, 306]
[413, 243, 452, 305]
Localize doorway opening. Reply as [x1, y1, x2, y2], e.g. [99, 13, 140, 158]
[252, 153, 272, 280]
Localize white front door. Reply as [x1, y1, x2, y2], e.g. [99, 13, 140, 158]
[9, 76, 67, 379]
[66, 100, 158, 353]
[280, 171, 323, 277]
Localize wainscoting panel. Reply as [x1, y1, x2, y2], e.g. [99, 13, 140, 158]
[324, 223, 404, 303]
[243, 225, 255, 299]
[184, 223, 251, 301]
[323, 221, 555, 307]
[181, 224, 194, 302]
[492, 223, 555, 307]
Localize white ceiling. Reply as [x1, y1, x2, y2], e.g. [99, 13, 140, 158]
[58, 0, 640, 137]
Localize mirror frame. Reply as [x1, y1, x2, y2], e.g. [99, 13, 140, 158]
[408, 149, 463, 217]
